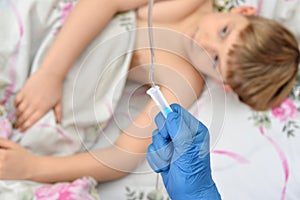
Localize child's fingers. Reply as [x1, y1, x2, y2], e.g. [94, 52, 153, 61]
[15, 100, 29, 118]
[14, 92, 23, 107]
[14, 107, 34, 129]
[19, 111, 42, 132]
[54, 101, 62, 123]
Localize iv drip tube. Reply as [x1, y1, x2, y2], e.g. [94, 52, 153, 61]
[148, 0, 156, 87]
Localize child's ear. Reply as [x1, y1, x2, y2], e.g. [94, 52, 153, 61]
[230, 6, 256, 16]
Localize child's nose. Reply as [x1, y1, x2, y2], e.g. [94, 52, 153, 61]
[198, 30, 211, 41]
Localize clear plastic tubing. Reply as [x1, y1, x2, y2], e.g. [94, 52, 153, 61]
[147, 0, 156, 88]
[146, 0, 173, 118]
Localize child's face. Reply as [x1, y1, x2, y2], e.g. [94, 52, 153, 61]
[186, 12, 249, 81]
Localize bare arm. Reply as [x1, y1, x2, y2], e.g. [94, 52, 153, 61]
[28, 47, 204, 183]
[40, 0, 155, 79]
[31, 100, 158, 182]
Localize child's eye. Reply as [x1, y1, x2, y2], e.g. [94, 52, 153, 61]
[221, 26, 228, 37]
[213, 55, 219, 67]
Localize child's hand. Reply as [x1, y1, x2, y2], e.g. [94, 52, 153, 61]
[0, 138, 38, 180]
[14, 69, 63, 132]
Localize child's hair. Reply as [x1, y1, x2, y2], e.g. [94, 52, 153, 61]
[225, 15, 300, 111]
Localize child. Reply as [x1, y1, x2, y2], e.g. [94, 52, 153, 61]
[1, 0, 298, 183]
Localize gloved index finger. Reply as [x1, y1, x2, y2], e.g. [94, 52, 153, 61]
[165, 111, 192, 141]
[154, 112, 170, 139]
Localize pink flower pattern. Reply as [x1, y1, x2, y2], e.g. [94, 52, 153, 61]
[271, 98, 297, 122]
[34, 177, 97, 200]
[0, 118, 12, 139]
[61, 2, 75, 24]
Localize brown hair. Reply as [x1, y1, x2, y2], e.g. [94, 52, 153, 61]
[226, 15, 300, 111]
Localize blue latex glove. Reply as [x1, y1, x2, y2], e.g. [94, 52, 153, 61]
[147, 104, 221, 200]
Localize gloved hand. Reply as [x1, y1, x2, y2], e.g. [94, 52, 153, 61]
[147, 104, 221, 200]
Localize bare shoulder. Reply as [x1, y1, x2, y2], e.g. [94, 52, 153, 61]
[155, 50, 204, 107]
[129, 49, 204, 108]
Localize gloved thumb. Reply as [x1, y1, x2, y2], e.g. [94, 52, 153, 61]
[166, 104, 200, 141]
